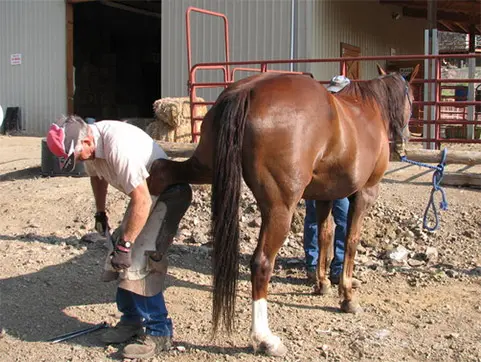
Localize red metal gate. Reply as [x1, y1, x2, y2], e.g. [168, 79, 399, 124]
[185, 7, 481, 147]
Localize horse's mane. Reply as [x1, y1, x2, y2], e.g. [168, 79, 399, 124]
[340, 73, 408, 143]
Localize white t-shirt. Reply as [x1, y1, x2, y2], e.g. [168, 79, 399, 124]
[84, 121, 168, 195]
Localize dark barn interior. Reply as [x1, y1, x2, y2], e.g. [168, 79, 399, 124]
[73, 1, 161, 120]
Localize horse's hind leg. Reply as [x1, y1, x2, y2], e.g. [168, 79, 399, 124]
[340, 185, 379, 314]
[250, 204, 294, 357]
[147, 156, 212, 196]
[313, 200, 334, 295]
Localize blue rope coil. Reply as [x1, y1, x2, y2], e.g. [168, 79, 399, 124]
[400, 148, 449, 232]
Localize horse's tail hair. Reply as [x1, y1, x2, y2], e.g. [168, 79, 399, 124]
[211, 88, 250, 336]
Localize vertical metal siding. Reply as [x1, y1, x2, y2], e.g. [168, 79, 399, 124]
[161, 0, 293, 102]
[0, 0, 66, 136]
[162, 0, 427, 101]
[307, 0, 428, 81]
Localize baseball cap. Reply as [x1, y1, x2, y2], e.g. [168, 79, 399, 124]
[326, 75, 351, 93]
[46, 116, 86, 172]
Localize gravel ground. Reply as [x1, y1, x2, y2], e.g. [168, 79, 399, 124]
[1, 135, 480, 362]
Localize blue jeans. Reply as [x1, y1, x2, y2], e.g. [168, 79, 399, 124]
[117, 287, 173, 337]
[303, 198, 349, 278]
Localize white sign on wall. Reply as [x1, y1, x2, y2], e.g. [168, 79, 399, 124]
[10, 53, 22, 66]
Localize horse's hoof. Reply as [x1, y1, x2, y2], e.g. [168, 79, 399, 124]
[314, 281, 331, 295]
[260, 341, 288, 357]
[340, 300, 363, 314]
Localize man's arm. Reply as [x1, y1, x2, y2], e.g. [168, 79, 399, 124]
[123, 180, 152, 243]
[90, 176, 109, 212]
[109, 180, 151, 270]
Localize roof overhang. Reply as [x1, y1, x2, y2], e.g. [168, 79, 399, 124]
[380, 0, 481, 35]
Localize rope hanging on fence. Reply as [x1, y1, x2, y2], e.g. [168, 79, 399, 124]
[400, 148, 449, 232]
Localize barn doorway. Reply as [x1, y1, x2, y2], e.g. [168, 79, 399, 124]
[67, 1, 161, 121]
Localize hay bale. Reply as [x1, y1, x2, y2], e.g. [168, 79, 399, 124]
[148, 97, 207, 143]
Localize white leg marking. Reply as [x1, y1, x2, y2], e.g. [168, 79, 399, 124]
[250, 299, 281, 352]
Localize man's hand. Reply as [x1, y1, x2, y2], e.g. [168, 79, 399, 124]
[94, 211, 109, 235]
[111, 239, 132, 270]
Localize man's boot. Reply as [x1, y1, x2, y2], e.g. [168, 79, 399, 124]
[99, 320, 143, 344]
[122, 335, 172, 359]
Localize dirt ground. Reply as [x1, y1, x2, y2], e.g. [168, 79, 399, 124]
[0, 135, 480, 362]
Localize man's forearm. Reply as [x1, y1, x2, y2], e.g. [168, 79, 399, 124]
[90, 176, 108, 212]
[123, 195, 152, 242]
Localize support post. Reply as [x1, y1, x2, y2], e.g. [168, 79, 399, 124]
[423, 0, 438, 150]
[423, 29, 430, 149]
[467, 32, 476, 139]
[431, 29, 438, 149]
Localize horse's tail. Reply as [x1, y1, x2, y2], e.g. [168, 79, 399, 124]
[211, 88, 250, 335]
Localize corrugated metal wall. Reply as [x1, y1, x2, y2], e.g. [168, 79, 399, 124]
[161, 0, 294, 102]
[0, 0, 67, 136]
[306, 0, 428, 81]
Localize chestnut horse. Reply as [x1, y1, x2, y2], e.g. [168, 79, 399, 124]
[148, 64, 419, 356]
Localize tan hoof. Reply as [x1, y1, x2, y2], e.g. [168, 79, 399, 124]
[259, 341, 288, 357]
[314, 280, 331, 295]
[340, 300, 363, 314]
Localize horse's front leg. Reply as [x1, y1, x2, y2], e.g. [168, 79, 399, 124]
[314, 200, 334, 295]
[250, 206, 292, 357]
[340, 185, 379, 313]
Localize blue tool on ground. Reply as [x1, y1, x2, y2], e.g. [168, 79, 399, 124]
[46, 322, 108, 343]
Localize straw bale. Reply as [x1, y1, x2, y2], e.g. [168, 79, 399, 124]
[147, 96, 207, 143]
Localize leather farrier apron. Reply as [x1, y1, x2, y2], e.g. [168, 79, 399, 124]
[102, 184, 192, 297]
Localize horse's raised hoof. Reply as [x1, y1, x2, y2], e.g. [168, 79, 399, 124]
[314, 281, 331, 295]
[340, 300, 363, 314]
[258, 341, 288, 357]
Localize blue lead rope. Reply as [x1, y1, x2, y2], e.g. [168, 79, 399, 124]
[400, 148, 448, 232]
